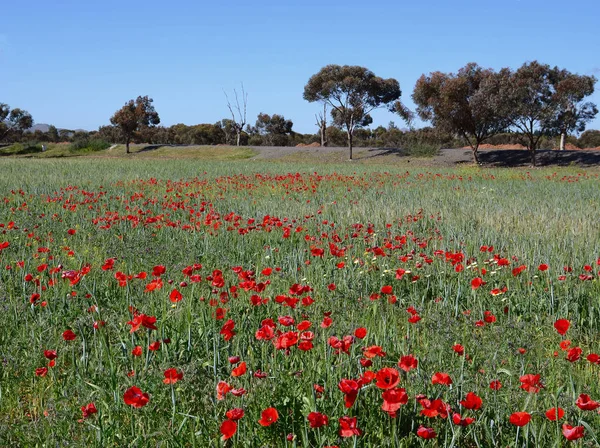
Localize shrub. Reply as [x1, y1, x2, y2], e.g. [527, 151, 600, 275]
[69, 138, 110, 152]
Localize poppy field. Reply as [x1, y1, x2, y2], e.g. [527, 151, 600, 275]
[1, 158, 599, 447]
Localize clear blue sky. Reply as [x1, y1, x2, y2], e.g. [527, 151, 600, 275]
[2, 0, 599, 133]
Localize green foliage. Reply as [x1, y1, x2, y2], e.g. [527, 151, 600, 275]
[69, 138, 110, 152]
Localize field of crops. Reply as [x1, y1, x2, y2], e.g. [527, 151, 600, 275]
[1, 158, 599, 447]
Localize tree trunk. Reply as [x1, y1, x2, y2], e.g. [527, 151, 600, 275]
[472, 146, 480, 164]
[347, 131, 353, 160]
[126, 139, 130, 154]
[236, 131, 241, 147]
[530, 149, 536, 166]
[559, 132, 566, 151]
[321, 104, 327, 147]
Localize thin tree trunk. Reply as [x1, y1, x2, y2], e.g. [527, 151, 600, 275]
[126, 139, 130, 154]
[559, 132, 566, 151]
[472, 145, 480, 164]
[347, 131, 353, 160]
[322, 104, 327, 147]
[530, 149, 536, 166]
[236, 131, 241, 147]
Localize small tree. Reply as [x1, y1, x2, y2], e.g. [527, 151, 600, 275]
[412, 63, 507, 163]
[254, 113, 293, 146]
[303, 65, 409, 160]
[110, 96, 160, 153]
[315, 104, 328, 147]
[224, 84, 248, 146]
[0, 103, 33, 141]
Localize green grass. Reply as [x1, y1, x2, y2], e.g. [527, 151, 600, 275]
[0, 158, 599, 447]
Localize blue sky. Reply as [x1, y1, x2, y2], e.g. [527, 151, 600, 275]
[2, 0, 599, 133]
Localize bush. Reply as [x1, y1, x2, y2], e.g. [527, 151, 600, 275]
[404, 142, 440, 157]
[69, 138, 110, 152]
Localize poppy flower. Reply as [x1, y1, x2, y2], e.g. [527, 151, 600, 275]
[258, 407, 278, 426]
[148, 341, 161, 351]
[62, 330, 76, 341]
[163, 368, 183, 384]
[363, 345, 386, 359]
[375, 368, 400, 390]
[566, 347, 582, 362]
[123, 386, 150, 408]
[297, 320, 312, 331]
[338, 416, 361, 438]
[220, 419, 237, 440]
[554, 319, 570, 336]
[452, 344, 465, 356]
[545, 407, 564, 421]
[275, 331, 299, 349]
[216, 381, 232, 400]
[44, 350, 57, 360]
[307, 412, 329, 428]
[354, 327, 367, 339]
[471, 277, 484, 290]
[587, 353, 600, 364]
[509, 412, 531, 427]
[398, 355, 418, 372]
[381, 388, 408, 416]
[452, 413, 475, 426]
[460, 392, 482, 410]
[231, 362, 247, 377]
[519, 374, 543, 393]
[431, 372, 452, 386]
[169, 289, 183, 303]
[562, 424, 585, 441]
[419, 398, 450, 418]
[575, 394, 600, 411]
[81, 402, 97, 419]
[35, 367, 48, 377]
[225, 408, 244, 420]
[338, 379, 359, 408]
[416, 426, 437, 439]
[380, 285, 393, 294]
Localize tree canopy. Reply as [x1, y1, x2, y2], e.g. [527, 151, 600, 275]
[110, 96, 160, 153]
[0, 103, 34, 141]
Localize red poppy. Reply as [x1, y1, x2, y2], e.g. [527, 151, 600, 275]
[554, 319, 570, 335]
[363, 345, 386, 359]
[338, 379, 359, 408]
[566, 346, 582, 362]
[460, 392, 482, 410]
[307, 412, 329, 428]
[152, 265, 166, 277]
[519, 374, 543, 393]
[220, 319, 236, 341]
[587, 353, 600, 364]
[123, 386, 150, 408]
[560, 340, 571, 350]
[375, 367, 400, 390]
[320, 316, 333, 328]
[258, 407, 278, 426]
[381, 388, 408, 416]
[471, 277, 484, 289]
[148, 341, 161, 351]
[216, 381, 232, 400]
[297, 320, 312, 331]
[354, 327, 367, 339]
[545, 407, 564, 421]
[419, 398, 450, 418]
[380, 285, 393, 294]
[231, 362, 247, 377]
[562, 424, 585, 441]
[62, 329, 76, 341]
[452, 413, 475, 426]
[169, 289, 183, 303]
[278, 315, 295, 327]
[81, 402, 97, 418]
[35, 367, 48, 377]
[509, 412, 531, 427]
[132, 346, 142, 357]
[220, 419, 237, 440]
[398, 355, 418, 372]
[163, 368, 183, 384]
[431, 372, 452, 386]
[44, 350, 57, 360]
[575, 394, 600, 410]
[339, 416, 361, 438]
[225, 408, 244, 420]
[416, 426, 437, 439]
[452, 344, 465, 356]
[538, 263, 549, 271]
[275, 331, 299, 349]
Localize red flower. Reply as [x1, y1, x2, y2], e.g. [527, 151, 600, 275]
[398, 355, 418, 372]
[431, 372, 452, 386]
[381, 388, 408, 416]
[220, 419, 237, 440]
[148, 341, 161, 351]
[545, 407, 564, 421]
[471, 277, 484, 290]
[554, 319, 570, 335]
[258, 407, 278, 426]
[419, 398, 450, 418]
[416, 426, 437, 439]
[275, 331, 299, 349]
[339, 416, 361, 438]
[489, 380, 502, 390]
[363, 345, 386, 359]
[375, 367, 400, 390]
[354, 327, 367, 339]
[307, 412, 329, 428]
[225, 408, 245, 420]
[220, 319, 236, 341]
[338, 379, 359, 408]
[62, 329, 76, 341]
[519, 374, 543, 393]
[452, 344, 465, 356]
[152, 265, 166, 277]
[216, 381, 232, 400]
[566, 346, 582, 362]
[132, 346, 142, 357]
[44, 350, 57, 360]
[380, 285, 393, 294]
[453, 413, 475, 426]
[169, 289, 183, 303]
[35, 367, 48, 377]
[575, 394, 600, 411]
[538, 263, 549, 271]
[509, 412, 531, 427]
[81, 402, 97, 419]
[587, 353, 600, 364]
[562, 424, 585, 441]
[231, 362, 247, 377]
[163, 368, 183, 384]
[460, 392, 482, 410]
[123, 386, 150, 408]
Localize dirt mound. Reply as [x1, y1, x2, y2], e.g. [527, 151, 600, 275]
[296, 142, 321, 148]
